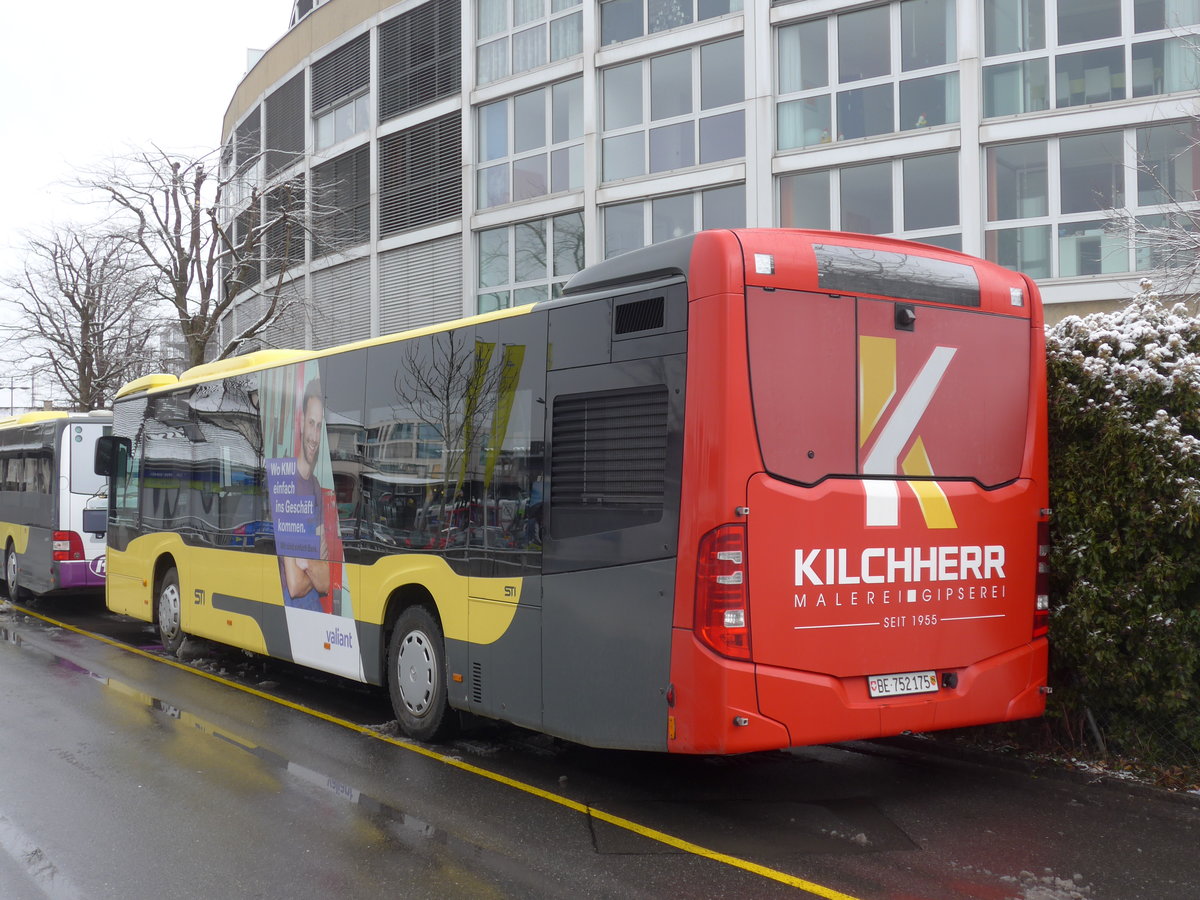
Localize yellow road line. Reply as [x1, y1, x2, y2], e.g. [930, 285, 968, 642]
[14, 604, 861, 900]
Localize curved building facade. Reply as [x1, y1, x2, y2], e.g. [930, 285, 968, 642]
[219, 0, 1200, 350]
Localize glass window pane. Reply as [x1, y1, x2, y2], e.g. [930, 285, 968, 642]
[699, 110, 745, 163]
[514, 89, 546, 152]
[985, 225, 1051, 277]
[903, 153, 959, 229]
[478, 291, 511, 314]
[699, 0, 743, 18]
[513, 154, 548, 201]
[553, 212, 586, 276]
[354, 95, 369, 133]
[478, 101, 508, 161]
[316, 112, 334, 151]
[1055, 47, 1125, 107]
[1135, 0, 1200, 31]
[477, 38, 509, 86]
[1060, 131, 1123, 213]
[702, 183, 746, 230]
[779, 171, 831, 228]
[649, 0, 692, 33]
[983, 59, 1050, 116]
[478, 164, 511, 209]
[1137, 122, 1200, 205]
[900, 72, 959, 129]
[987, 141, 1048, 220]
[1058, 0, 1120, 45]
[601, 0, 642, 45]
[779, 20, 828, 92]
[604, 202, 644, 257]
[553, 0, 582, 13]
[515, 0, 545, 27]
[604, 63, 643, 129]
[478, 0, 506, 40]
[652, 51, 692, 120]
[1135, 211, 1199, 268]
[985, 0, 1045, 55]
[335, 102, 355, 143]
[701, 37, 744, 109]
[777, 95, 832, 150]
[515, 220, 548, 281]
[1134, 38, 1200, 97]
[650, 122, 696, 172]
[652, 194, 694, 243]
[602, 133, 645, 181]
[836, 84, 894, 140]
[901, 0, 956, 71]
[1058, 220, 1129, 276]
[550, 12, 583, 60]
[515, 285, 549, 306]
[839, 6, 890, 82]
[513, 24, 547, 74]
[840, 162, 893, 234]
[917, 233, 962, 251]
[552, 78, 583, 142]
[551, 145, 583, 191]
[478, 228, 510, 287]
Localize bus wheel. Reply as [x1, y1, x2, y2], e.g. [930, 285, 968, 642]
[388, 605, 456, 743]
[5, 546, 27, 603]
[157, 568, 185, 655]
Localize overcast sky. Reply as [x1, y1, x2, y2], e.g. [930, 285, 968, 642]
[0, 1, 290, 281]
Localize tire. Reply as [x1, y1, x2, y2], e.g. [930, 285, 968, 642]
[5, 545, 27, 603]
[157, 568, 185, 655]
[388, 605, 456, 743]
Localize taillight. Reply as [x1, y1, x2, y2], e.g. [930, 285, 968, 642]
[53, 531, 85, 562]
[694, 524, 751, 660]
[1034, 514, 1050, 638]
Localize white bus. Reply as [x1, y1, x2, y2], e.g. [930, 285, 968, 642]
[0, 411, 111, 601]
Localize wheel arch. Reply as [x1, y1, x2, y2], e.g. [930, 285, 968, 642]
[380, 582, 440, 677]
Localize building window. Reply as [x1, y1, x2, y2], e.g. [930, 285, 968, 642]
[476, 212, 585, 313]
[379, 113, 462, 236]
[316, 95, 370, 152]
[776, 1, 959, 151]
[477, 77, 583, 209]
[265, 72, 305, 177]
[982, 125, 1200, 278]
[777, 151, 960, 247]
[477, 0, 583, 86]
[312, 32, 370, 153]
[379, 0, 461, 122]
[601, 183, 745, 258]
[601, 36, 745, 182]
[983, 0, 1200, 117]
[312, 145, 370, 254]
[600, 0, 743, 46]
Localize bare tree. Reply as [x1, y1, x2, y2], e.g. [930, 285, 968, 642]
[79, 146, 347, 369]
[0, 225, 164, 410]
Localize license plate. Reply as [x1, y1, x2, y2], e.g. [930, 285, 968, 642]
[868, 670, 939, 698]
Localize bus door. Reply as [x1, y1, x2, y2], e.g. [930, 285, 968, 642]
[744, 285, 1038, 711]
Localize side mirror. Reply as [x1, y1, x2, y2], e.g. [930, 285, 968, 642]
[94, 435, 130, 476]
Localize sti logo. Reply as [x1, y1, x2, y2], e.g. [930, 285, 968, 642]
[88, 555, 107, 577]
[859, 336, 957, 531]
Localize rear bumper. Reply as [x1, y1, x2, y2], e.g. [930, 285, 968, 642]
[55, 558, 106, 591]
[668, 630, 1048, 753]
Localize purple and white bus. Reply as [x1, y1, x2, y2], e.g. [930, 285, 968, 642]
[0, 411, 110, 602]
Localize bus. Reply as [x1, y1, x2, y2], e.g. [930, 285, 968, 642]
[1, 410, 111, 602]
[96, 229, 1049, 753]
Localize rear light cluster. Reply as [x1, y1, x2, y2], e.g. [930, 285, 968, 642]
[1034, 513, 1051, 638]
[53, 531, 84, 562]
[694, 524, 751, 660]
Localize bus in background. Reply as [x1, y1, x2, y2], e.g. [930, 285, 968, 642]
[1, 411, 111, 602]
[96, 229, 1049, 753]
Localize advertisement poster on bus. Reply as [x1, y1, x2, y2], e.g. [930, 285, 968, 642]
[259, 361, 363, 681]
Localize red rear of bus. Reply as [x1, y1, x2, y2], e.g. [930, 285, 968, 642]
[668, 230, 1049, 753]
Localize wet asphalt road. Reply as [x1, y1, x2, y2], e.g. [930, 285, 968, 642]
[0, 596, 1197, 900]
